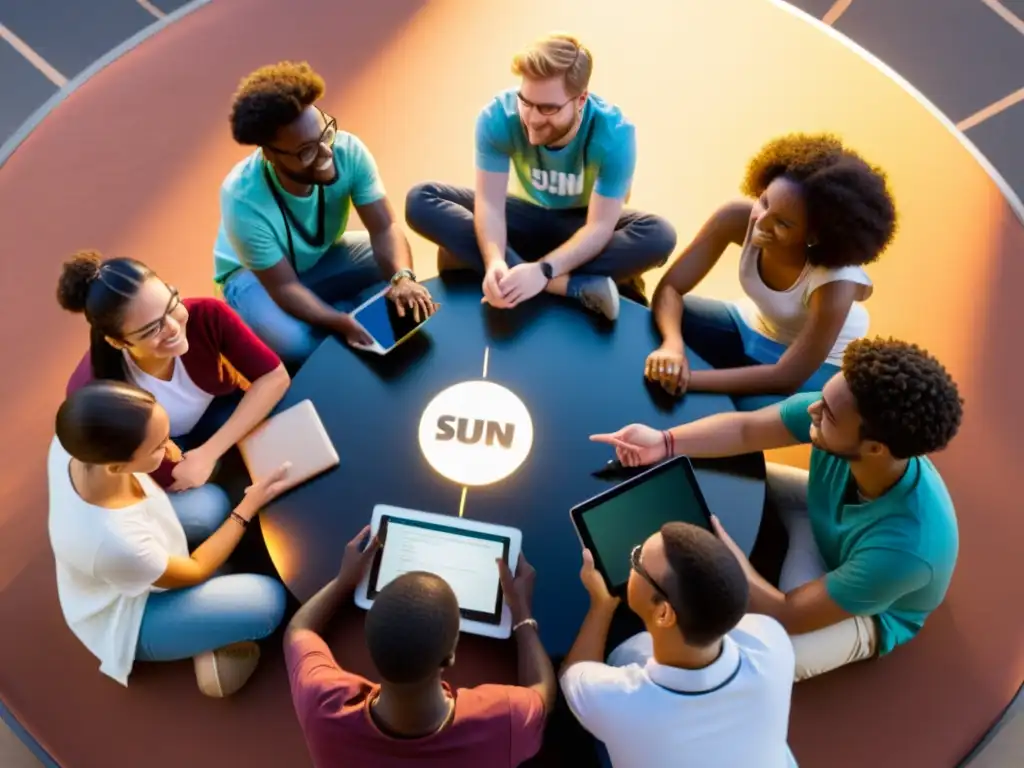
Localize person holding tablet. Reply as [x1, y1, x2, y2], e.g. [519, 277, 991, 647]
[49, 381, 289, 696]
[560, 523, 797, 767]
[645, 133, 897, 411]
[591, 337, 962, 681]
[58, 251, 290, 517]
[285, 526, 555, 766]
[214, 60, 437, 366]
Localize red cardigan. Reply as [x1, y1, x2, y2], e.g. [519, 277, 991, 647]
[66, 297, 282, 488]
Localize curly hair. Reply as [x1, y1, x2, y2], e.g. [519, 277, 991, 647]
[843, 337, 963, 459]
[740, 132, 898, 269]
[229, 61, 325, 146]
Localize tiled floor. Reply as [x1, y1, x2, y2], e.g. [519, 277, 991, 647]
[0, 0, 1021, 765]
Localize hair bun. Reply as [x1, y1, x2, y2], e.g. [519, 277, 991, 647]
[57, 250, 104, 313]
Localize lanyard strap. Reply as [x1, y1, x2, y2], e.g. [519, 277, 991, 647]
[262, 162, 326, 267]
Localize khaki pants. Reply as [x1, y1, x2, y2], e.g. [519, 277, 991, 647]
[767, 463, 878, 681]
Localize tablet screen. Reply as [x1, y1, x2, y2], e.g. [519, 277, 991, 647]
[353, 291, 427, 352]
[577, 459, 713, 591]
[367, 515, 511, 624]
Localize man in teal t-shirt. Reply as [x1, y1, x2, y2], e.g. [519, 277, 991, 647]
[405, 33, 676, 322]
[590, 337, 963, 681]
[213, 61, 436, 367]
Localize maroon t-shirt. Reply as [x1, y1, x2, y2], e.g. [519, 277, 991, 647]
[65, 297, 282, 488]
[285, 630, 546, 767]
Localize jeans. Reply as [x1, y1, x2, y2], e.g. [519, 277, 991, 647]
[404, 182, 676, 285]
[135, 485, 287, 662]
[221, 232, 388, 367]
[682, 295, 840, 412]
[767, 464, 878, 681]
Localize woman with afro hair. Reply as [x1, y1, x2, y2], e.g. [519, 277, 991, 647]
[646, 132, 897, 411]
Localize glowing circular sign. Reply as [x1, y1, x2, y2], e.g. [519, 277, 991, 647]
[418, 380, 534, 487]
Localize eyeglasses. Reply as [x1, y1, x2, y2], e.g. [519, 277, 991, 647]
[516, 92, 577, 116]
[124, 286, 181, 340]
[631, 544, 672, 602]
[267, 107, 337, 166]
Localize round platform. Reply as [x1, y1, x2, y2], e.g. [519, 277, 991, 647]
[2, 0, 1023, 766]
[260, 274, 765, 657]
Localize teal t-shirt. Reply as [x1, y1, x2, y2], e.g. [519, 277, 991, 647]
[777, 393, 959, 656]
[474, 88, 636, 209]
[213, 132, 385, 283]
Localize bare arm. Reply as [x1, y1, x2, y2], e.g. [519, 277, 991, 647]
[356, 197, 413, 277]
[474, 168, 510, 269]
[559, 599, 617, 672]
[513, 622, 557, 714]
[652, 201, 751, 349]
[540, 192, 622, 276]
[286, 576, 350, 636]
[252, 259, 348, 331]
[199, 365, 290, 460]
[668, 405, 802, 457]
[688, 280, 859, 395]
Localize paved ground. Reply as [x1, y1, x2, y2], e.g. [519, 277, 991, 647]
[0, 0, 1020, 765]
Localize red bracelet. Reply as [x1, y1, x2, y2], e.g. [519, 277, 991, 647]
[662, 430, 675, 458]
[230, 511, 249, 528]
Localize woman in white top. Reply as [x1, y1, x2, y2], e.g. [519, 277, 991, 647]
[647, 133, 897, 411]
[49, 380, 289, 696]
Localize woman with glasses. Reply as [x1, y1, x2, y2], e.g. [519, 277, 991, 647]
[57, 250, 291, 522]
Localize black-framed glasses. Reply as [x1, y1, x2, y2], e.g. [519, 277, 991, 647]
[268, 107, 337, 166]
[125, 286, 181, 340]
[516, 91, 577, 116]
[631, 544, 671, 602]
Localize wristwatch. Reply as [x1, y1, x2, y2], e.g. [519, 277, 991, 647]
[538, 262, 554, 282]
[390, 268, 416, 285]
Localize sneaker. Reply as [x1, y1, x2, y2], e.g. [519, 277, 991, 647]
[573, 276, 620, 321]
[193, 641, 261, 698]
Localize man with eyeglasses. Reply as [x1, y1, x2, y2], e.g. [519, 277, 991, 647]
[213, 61, 436, 367]
[559, 524, 797, 767]
[405, 33, 677, 321]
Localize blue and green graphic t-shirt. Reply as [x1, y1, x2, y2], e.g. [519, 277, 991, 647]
[474, 88, 636, 210]
[777, 393, 960, 656]
[212, 132, 385, 284]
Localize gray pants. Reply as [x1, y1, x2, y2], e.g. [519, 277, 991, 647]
[404, 182, 676, 285]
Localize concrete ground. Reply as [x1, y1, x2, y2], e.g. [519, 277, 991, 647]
[0, 0, 1021, 765]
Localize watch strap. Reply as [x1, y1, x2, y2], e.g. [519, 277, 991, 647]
[390, 268, 416, 284]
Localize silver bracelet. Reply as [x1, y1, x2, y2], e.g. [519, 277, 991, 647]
[513, 618, 538, 633]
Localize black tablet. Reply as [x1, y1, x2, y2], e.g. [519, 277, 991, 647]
[350, 286, 435, 355]
[570, 456, 714, 593]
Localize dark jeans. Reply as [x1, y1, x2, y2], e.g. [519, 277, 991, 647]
[405, 182, 676, 285]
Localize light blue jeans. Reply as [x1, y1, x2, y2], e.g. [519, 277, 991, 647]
[135, 484, 287, 661]
[221, 232, 389, 368]
[682, 295, 840, 412]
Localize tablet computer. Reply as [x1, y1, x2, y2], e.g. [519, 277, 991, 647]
[354, 505, 523, 639]
[238, 399, 339, 493]
[349, 286, 436, 355]
[570, 456, 714, 594]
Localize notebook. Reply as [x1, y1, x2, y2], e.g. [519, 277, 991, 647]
[238, 399, 339, 493]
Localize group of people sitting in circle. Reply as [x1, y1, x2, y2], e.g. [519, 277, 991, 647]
[44, 31, 965, 768]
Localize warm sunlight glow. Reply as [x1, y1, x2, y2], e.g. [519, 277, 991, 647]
[418, 380, 534, 487]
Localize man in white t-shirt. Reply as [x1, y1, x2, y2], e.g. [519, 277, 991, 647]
[560, 522, 797, 768]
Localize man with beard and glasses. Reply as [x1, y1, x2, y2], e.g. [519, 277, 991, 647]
[590, 337, 963, 681]
[213, 61, 437, 367]
[405, 33, 677, 321]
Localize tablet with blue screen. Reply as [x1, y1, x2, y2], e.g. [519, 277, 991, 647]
[350, 286, 436, 355]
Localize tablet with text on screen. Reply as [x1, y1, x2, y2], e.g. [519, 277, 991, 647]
[354, 505, 523, 639]
[570, 456, 714, 594]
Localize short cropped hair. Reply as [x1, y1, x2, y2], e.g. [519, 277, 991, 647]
[659, 522, 748, 647]
[229, 61, 325, 146]
[843, 337, 964, 459]
[740, 132, 898, 269]
[364, 572, 460, 684]
[511, 33, 593, 95]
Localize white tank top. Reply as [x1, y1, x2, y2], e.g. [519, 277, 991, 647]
[731, 220, 873, 366]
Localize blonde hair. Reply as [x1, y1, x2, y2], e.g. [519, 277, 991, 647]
[511, 33, 593, 95]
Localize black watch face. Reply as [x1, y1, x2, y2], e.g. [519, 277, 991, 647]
[541, 263, 553, 279]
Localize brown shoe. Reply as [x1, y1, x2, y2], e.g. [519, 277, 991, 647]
[193, 641, 261, 698]
[437, 247, 465, 274]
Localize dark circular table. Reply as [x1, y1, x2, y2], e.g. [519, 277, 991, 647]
[261, 273, 765, 656]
